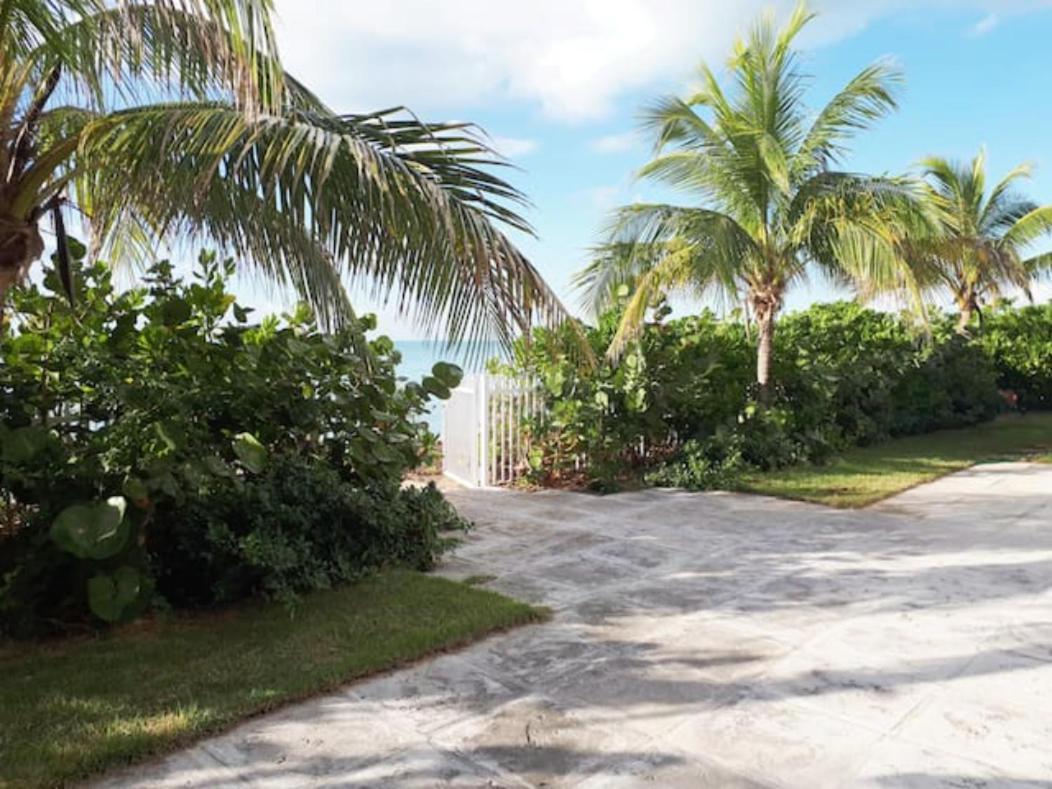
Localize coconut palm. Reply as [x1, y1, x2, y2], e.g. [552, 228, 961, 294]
[575, 3, 910, 397]
[0, 0, 565, 345]
[906, 150, 1052, 333]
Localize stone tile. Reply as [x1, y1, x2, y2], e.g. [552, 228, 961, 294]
[480, 570, 582, 608]
[850, 738, 1019, 788]
[457, 621, 638, 690]
[892, 650, 1052, 776]
[661, 689, 887, 788]
[430, 696, 669, 787]
[350, 652, 526, 733]
[755, 639, 943, 732]
[564, 754, 773, 788]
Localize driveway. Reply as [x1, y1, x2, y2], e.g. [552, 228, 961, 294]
[102, 462, 1052, 788]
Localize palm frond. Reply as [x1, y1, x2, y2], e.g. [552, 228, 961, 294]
[606, 246, 698, 360]
[64, 101, 564, 346]
[6, 0, 282, 109]
[792, 60, 901, 177]
[1001, 205, 1052, 249]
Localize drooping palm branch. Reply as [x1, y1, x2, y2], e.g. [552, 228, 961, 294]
[0, 0, 569, 349]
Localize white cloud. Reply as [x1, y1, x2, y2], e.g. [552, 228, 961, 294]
[272, 1, 1050, 123]
[271, 0, 911, 123]
[589, 185, 622, 209]
[490, 136, 539, 158]
[968, 12, 999, 36]
[573, 185, 625, 211]
[591, 132, 639, 154]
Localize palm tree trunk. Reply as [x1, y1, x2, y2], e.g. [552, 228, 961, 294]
[955, 292, 977, 335]
[749, 285, 781, 403]
[0, 218, 45, 321]
[755, 307, 776, 403]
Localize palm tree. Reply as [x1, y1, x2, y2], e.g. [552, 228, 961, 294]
[575, 3, 908, 398]
[0, 0, 565, 345]
[906, 150, 1052, 333]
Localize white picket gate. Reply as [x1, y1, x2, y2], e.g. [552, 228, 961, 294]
[442, 374, 543, 488]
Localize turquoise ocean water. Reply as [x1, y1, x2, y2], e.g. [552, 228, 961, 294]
[393, 340, 503, 434]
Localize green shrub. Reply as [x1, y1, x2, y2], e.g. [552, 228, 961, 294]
[506, 300, 1006, 490]
[1, 247, 465, 636]
[980, 303, 1052, 409]
[775, 303, 1000, 444]
[890, 332, 1002, 434]
[149, 458, 464, 608]
[505, 304, 753, 489]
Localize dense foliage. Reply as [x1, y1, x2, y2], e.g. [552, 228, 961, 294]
[979, 303, 1052, 410]
[0, 248, 465, 636]
[504, 300, 1027, 491]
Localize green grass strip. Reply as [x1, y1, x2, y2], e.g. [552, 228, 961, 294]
[0, 570, 544, 788]
[738, 412, 1052, 508]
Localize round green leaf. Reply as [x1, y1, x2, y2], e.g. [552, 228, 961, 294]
[431, 362, 464, 389]
[421, 376, 452, 400]
[87, 566, 142, 623]
[232, 432, 268, 473]
[50, 497, 129, 560]
[203, 455, 235, 478]
[370, 444, 400, 464]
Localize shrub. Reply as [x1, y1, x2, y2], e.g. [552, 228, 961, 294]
[1, 247, 464, 636]
[775, 303, 1000, 444]
[505, 304, 753, 489]
[505, 301, 1006, 490]
[889, 331, 1002, 434]
[149, 458, 464, 609]
[979, 303, 1052, 409]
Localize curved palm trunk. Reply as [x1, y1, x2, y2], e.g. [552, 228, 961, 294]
[751, 289, 781, 403]
[0, 219, 44, 321]
[955, 290, 978, 335]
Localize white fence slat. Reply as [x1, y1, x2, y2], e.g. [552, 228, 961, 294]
[442, 373, 541, 488]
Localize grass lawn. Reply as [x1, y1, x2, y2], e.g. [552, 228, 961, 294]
[738, 412, 1052, 508]
[0, 571, 544, 789]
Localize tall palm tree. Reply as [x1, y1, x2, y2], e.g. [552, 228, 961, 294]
[575, 3, 908, 398]
[0, 0, 565, 345]
[906, 150, 1052, 333]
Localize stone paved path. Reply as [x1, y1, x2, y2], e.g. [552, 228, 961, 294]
[101, 462, 1052, 788]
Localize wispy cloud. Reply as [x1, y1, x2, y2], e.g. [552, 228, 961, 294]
[272, 0, 902, 123]
[968, 12, 999, 37]
[274, 1, 1043, 123]
[581, 185, 623, 211]
[590, 132, 639, 154]
[490, 136, 538, 158]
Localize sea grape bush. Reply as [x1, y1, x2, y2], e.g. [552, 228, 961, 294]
[0, 246, 465, 635]
[772, 304, 1002, 445]
[500, 303, 756, 489]
[505, 301, 1014, 491]
[979, 303, 1052, 410]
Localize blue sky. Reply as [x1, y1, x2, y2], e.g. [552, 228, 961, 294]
[251, 0, 1052, 338]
